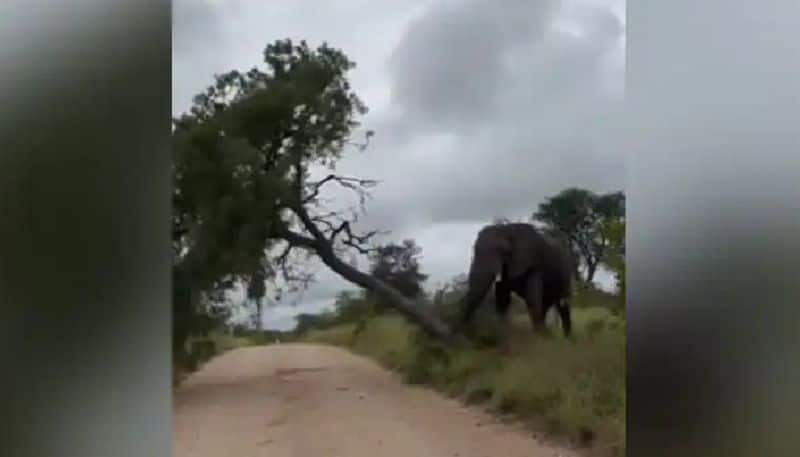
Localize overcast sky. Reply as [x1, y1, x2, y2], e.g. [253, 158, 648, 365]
[173, 0, 626, 330]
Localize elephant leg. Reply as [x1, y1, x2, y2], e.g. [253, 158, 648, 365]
[542, 299, 554, 328]
[557, 299, 573, 338]
[494, 280, 512, 315]
[495, 281, 513, 352]
[522, 272, 546, 334]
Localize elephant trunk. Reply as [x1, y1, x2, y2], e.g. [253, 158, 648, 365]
[460, 256, 499, 326]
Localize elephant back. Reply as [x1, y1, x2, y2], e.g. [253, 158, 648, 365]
[541, 232, 574, 298]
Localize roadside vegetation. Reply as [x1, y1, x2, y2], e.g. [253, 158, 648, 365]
[299, 282, 625, 457]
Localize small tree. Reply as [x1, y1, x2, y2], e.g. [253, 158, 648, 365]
[368, 239, 429, 306]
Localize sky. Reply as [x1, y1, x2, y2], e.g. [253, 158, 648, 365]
[173, 0, 626, 330]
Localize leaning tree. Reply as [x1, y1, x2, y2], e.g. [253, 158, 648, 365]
[172, 39, 451, 348]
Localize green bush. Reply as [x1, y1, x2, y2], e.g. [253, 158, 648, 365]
[303, 323, 358, 346]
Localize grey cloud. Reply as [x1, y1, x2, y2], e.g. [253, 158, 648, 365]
[301, 0, 626, 283]
[172, 0, 428, 116]
[334, 8, 625, 233]
[387, 0, 559, 131]
[172, 1, 224, 57]
[172, 0, 233, 113]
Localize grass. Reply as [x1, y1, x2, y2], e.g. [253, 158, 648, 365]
[300, 290, 625, 457]
[209, 332, 260, 351]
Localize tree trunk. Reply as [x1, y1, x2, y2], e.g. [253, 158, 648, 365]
[586, 260, 598, 283]
[315, 247, 453, 341]
[256, 299, 263, 331]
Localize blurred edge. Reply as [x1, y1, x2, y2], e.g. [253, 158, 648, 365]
[0, 1, 172, 457]
[627, 1, 800, 456]
[1, 1, 799, 457]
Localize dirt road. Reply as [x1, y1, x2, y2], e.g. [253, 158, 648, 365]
[173, 343, 580, 457]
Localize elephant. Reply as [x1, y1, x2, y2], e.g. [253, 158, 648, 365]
[457, 223, 574, 344]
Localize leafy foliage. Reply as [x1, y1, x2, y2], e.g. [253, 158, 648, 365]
[532, 189, 625, 282]
[598, 217, 625, 300]
[332, 290, 373, 322]
[173, 39, 367, 286]
[294, 312, 338, 335]
[368, 239, 429, 302]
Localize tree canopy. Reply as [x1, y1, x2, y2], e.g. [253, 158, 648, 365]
[532, 188, 625, 282]
[368, 239, 428, 300]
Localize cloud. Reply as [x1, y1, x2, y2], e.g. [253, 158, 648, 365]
[386, 0, 559, 131]
[334, 0, 626, 232]
[172, 0, 626, 330]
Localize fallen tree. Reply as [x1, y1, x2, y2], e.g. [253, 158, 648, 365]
[172, 39, 452, 348]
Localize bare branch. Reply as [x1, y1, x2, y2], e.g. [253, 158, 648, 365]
[344, 129, 374, 152]
[310, 210, 340, 222]
[302, 174, 379, 205]
[291, 171, 384, 254]
[292, 203, 330, 244]
[326, 220, 384, 254]
[266, 232, 317, 293]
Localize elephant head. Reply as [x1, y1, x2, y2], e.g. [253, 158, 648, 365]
[470, 223, 557, 282]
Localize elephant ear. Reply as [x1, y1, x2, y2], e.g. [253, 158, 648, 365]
[506, 225, 544, 279]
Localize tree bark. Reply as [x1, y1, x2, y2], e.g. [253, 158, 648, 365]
[586, 260, 598, 283]
[256, 299, 263, 331]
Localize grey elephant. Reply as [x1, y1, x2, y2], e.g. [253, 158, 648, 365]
[457, 223, 574, 343]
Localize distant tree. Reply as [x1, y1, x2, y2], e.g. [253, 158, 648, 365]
[533, 188, 625, 282]
[294, 312, 336, 335]
[368, 239, 429, 303]
[245, 266, 267, 330]
[332, 290, 371, 322]
[599, 217, 625, 300]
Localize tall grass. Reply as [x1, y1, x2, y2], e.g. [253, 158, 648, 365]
[301, 290, 625, 456]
